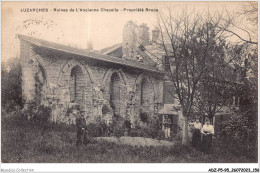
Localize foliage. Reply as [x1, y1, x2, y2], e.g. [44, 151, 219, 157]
[130, 125, 163, 139]
[130, 126, 151, 138]
[151, 10, 241, 144]
[151, 8, 257, 144]
[86, 114, 164, 139]
[2, 113, 257, 163]
[2, 103, 52, 155]
[1, 57, 24, 111]
[86, 115, 125, 138]
[108, 114, 125, 137]
[194, 41, 241, 122]
[148, 116, 166, 140]
[86, 118, 107, 137]
[102, 104, 112, 115]
[216, 44, 258, 156]
[21, 101, 52, 129]
[66, 106, 74, 116]
[139, 112, 149, 123]
[219, 112, 257, 155]
[241, 46, 258, 108]
[130, 121, 167, 140]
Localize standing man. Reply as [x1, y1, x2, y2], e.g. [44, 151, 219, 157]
[124, 115, 132, 136]
[74, 106, 87, 146]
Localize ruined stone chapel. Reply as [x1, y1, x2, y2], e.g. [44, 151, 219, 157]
[19, 21, 169, 127]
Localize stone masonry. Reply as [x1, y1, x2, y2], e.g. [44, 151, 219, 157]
[19, 31, 164, 126]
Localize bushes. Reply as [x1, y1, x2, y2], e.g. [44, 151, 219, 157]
[10, 101, 167, 141]
[102, 104, 112, 115]
[21, 101, 51, 126]
[108, 115, 125, 137]
[2, 113, 257, 163]
[86, 121, 107, 137]
[1, 57, 24, 112]
[2, 103, 52, 158]
[86, 115, 125, 138]
[5, 101, 52, 130]
[219, 112, 257, 157]
[130, 126, 150, 138]
[140, 112, 149, 123]
[130, 125, 166, 140]
[86, 114, 166, 140]
[9, 100, 53, 151]
[130, 116, 165, 140]
[131, 115, 168, 140]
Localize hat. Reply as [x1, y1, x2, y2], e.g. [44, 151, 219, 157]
[195, 116, 200, 119]
[205, 117, 210, 122]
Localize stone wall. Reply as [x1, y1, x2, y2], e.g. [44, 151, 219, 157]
[20, 40, 39, 101]
[20, 40, 163, 126]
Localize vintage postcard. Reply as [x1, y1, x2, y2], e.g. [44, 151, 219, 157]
[1, 1, 258, 172]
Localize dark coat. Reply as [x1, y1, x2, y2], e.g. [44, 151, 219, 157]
[76, 116, 86, 131]
[76, 115, 87, 146]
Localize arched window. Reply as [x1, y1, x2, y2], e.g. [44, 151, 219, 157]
[140, 77, 150, 106]
[110, 73, 121, 115]
[70, 65, 85, 103]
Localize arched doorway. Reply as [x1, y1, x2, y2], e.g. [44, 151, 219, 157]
[58, 59, 94, 117]
[70, 65, 86, 105]
[110, 72, 121, 115]
[136, 76, 152, 108]
[140, 77, 150, 106]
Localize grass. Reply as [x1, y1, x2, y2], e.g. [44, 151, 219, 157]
[1, 111, 257, 163]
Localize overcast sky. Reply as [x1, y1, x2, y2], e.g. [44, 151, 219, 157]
[2, 1, 251, 61]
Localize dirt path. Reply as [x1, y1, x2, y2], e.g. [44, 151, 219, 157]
[96, 137, 174, 147]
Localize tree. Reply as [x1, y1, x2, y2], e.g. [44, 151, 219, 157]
[147, 10, 237, 144]
[220, 2, 257, 45]
[240, 45, 258, 148]
[194, 43, 245, 124]
[1, 57, 24, 111]
[192, 1, 258, 124]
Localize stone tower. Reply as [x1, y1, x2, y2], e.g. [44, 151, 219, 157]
[122, 21, 138, 60]
[138, 23, 150, 46]
[152, 27, 160, 43]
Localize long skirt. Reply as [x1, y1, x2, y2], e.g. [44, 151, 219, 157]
[201, 134, 212, 153]
[192, 129, 201, 149]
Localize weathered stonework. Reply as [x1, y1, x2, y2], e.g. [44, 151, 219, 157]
[19, 36, 164, 126]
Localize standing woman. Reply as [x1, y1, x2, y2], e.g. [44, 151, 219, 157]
[190, 117, 202, 149]
[201, 118, 215, 153]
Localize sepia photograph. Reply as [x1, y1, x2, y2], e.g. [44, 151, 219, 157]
[1, 1, 258, 172]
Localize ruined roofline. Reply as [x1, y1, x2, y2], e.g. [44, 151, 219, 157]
[100, 43, 158, 67]
[100, 43, 122, 54]
[18, 34, 164, 74]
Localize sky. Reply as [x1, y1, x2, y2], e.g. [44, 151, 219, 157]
[1, 1, 254, 61]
